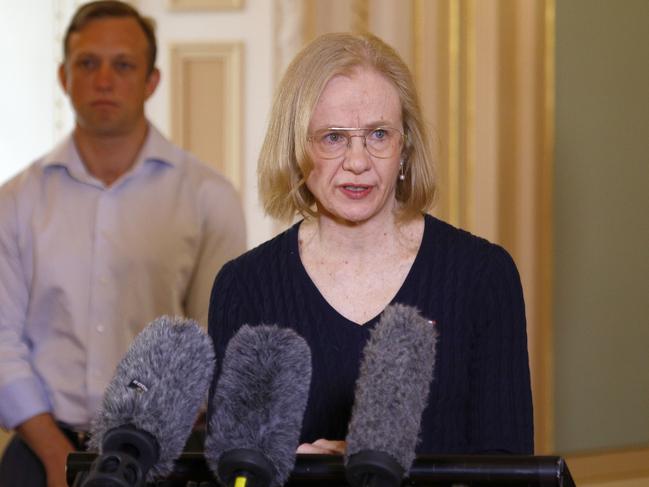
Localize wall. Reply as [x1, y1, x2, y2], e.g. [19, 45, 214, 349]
[554, 0, 649, 452]
[0, 2, 58, 183]
[554, 0, 649, 484]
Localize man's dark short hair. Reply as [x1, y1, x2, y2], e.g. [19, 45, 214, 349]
[63, 0, 157, 74]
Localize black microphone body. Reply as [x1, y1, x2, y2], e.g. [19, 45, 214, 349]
[205, 324, 311, 487]
[345, 304, 438, 487]
[82, 316, 215, 486]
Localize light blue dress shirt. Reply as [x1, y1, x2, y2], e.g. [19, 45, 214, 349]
[0, 125, 246, 430]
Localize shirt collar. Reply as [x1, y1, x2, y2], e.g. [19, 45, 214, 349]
[40, 124, 179, 185]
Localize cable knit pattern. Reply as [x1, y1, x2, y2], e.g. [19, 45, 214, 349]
[208, 214, 533, 454]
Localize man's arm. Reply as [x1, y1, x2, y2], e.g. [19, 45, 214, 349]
[0, 182, 51, 427]
[15, 413, 74, 487]
[183, 179, 247, 326]
[0, 182, 71, 486]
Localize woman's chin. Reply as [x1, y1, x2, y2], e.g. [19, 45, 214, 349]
[318, 204, 395, 227]
[329, 211, 383, 227]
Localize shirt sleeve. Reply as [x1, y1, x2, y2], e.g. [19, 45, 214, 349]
[0, 184, 51, 429]
[183, 179, 246, 329]
[468, 244, 534, 454]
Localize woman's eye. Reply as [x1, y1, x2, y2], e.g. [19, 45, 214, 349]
[371, 128, 388, 140]
[323, 132, 345, 144]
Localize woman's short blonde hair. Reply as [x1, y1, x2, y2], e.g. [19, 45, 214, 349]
[258, 32, 436, 222]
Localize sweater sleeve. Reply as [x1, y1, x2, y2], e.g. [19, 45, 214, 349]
[206, 260, 245, 423]
[468, 244, 534, 454]
[208, 260, 247, 370]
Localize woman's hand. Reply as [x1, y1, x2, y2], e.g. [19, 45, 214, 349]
[297, 439, 346, 455]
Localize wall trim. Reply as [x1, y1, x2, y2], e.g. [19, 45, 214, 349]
[566, 446, 649, 484]
[167, 0, 244, 10]
[536, 0, 555, 455]
[170, 42, 243, 191]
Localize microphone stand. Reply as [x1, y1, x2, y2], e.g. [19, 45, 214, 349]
[68, 452, 577, 487]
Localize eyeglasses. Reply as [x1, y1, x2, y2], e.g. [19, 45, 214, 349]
[307, 127, 404, 160]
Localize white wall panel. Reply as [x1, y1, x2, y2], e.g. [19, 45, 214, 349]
[137, 0, 276, 248]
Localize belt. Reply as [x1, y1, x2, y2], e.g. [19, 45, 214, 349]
[58, 423, 90, 450]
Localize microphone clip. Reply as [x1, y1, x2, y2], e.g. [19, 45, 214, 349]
[217, 448, 276, 487]
[346, 450, 404, 487]
[82, 425, 159, 487]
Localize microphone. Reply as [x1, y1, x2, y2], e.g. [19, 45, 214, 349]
[82, 316, 215, 487]
[205, 324, 311, 487]
[345, 304, 438, 487]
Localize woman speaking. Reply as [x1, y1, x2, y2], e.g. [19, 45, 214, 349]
[208, 32, 533, 455]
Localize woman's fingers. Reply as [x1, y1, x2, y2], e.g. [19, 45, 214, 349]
[297, 439, 346, 454]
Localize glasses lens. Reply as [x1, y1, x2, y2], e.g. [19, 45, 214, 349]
[309, 128, 402, 159]
[365, 128, 400, 158]
[312, 130, 348, 159]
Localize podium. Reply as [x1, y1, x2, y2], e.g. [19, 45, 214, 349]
[67, 452, 576, 486]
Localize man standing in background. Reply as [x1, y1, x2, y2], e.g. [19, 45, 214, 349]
[0, 1, 246, 485]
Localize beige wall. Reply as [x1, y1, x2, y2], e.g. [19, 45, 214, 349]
[0, 431, 10, 456]
[554, 0, 649, 455]
[554, 0, 649, 485]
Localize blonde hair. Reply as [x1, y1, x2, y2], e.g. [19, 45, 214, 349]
[258, 32, 436, 222]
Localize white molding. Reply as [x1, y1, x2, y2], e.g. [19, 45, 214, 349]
[170, 42, 244, 191]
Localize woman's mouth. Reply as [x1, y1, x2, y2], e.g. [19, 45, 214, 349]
[340, 185, 372, 198]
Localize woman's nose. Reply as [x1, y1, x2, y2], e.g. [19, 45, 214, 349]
[342, 135, 372, 173]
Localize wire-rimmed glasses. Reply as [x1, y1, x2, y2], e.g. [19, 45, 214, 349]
[307, 127, 404, 160]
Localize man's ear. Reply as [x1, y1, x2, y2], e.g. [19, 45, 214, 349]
[145, 68, 161, 100]
[58, 63, 69, 94]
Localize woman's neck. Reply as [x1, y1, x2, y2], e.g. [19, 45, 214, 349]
[297, 211, 425, 325]
[299, 210, 422, 260]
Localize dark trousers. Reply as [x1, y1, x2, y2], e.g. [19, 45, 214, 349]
[0, 427, 205, 486]
[0, 434, 46, 486]
[0, 427, 84, 487]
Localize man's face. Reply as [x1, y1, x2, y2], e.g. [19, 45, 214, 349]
[59, 17, 159, 137]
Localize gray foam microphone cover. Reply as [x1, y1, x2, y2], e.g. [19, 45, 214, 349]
[89, 315, 215, 480]
[345, 303, 438, 473]
[206, 324, 312, 487]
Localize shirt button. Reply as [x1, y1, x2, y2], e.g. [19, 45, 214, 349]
[99, 277, 108, 285]
[97, 324, 104, 333]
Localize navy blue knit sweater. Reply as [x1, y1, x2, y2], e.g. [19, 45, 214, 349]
[208, 214, 533, 454]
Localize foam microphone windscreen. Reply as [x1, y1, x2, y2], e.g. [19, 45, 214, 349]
[87, 315, 215, 482]
[205, 324, 312, 487]
[345, 304, 437, 484]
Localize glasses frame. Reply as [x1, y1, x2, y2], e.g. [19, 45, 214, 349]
[307, 126, 405, 160]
